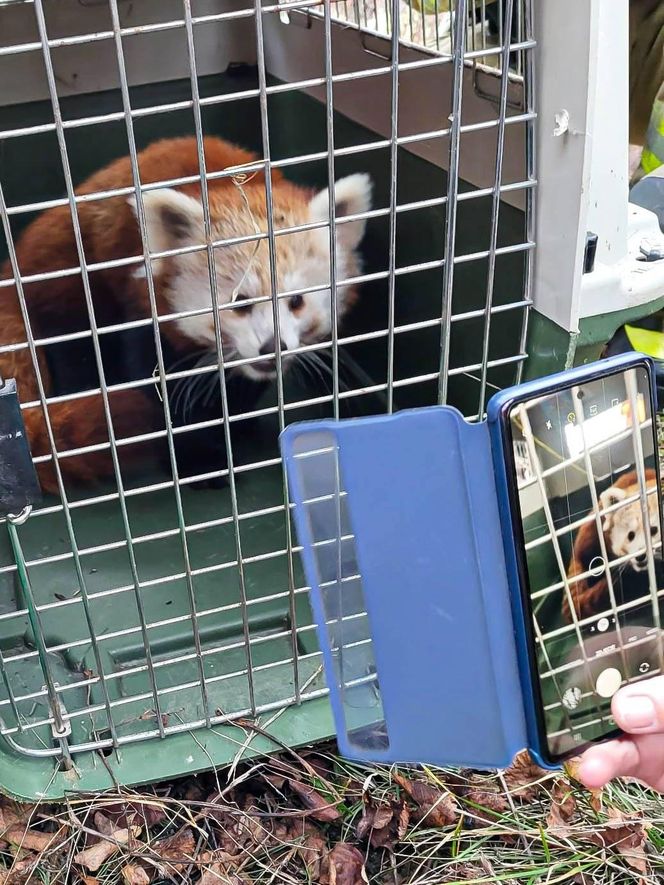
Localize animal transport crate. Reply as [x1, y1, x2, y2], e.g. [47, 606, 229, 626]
[0, 0, 661, 800]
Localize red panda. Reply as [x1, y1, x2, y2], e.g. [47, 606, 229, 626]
[562, 468, 661, 622]
[0, 136, 372, 494]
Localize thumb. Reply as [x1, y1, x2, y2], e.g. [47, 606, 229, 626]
[611, 675, 664, 735]
[576, 732, 664, 792]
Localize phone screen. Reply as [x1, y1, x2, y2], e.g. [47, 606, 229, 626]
[507, 365, 664, 762]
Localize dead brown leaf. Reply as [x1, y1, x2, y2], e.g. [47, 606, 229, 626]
[5, 824, 62, 853]
[100, 801, 166, 831]
[288, 819, 328, 880]
[586, 808, 649, 877]
[546, 779, 577, 830]
[262, 771, 287, 791]
[151, 827, 196, 875]
[503, 751, 550, 800]
[356, 799, 409, 849]
[184, 780, 206, 803]
[322, 843, 366, 885]
[588, 789, 603, 813]
[121, 864, 151, 885]
[393, 772, 458, 827]
[464, 779, 509, 820]
[80, 878, 100, 885]
[207, 806, 264, 857]
[74, 826, 141, 872]
[198, 849, 251, 885]
[93, 813, 117, 837]
[564, 759, 604, 809]
[0, 856, 38, 885]
[0, 803, 33, 838]
[287, 779, 340, 822]
[444, 863, 485, 880]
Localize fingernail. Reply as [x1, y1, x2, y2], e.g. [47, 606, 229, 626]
[618, 695, 657, 730]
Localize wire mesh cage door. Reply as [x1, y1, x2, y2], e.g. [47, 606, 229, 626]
[0, 0, 535, 798]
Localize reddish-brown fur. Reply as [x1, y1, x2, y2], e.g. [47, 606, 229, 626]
[0, 137, 282, 494]
[562, 468, 658, 622]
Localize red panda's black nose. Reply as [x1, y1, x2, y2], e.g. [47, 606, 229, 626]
[259, 338, 287, 357]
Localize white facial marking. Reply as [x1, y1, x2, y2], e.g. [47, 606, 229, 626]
[131, 173, 372, 379]
[603, 484, 660, 571]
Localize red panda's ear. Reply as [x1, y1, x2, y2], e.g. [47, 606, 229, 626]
[129, 188, 205, 263]
[599, 485, 627, 530]
[308, 173, 372, 251]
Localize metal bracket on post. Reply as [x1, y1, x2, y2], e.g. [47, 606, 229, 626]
[6, 509, 74, 770]
[44, 682, 73, 770]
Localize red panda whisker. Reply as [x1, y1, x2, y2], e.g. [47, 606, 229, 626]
[296, 353, 320, 392]
[301, 351, 328, 391]
[166, 348, 209, 374]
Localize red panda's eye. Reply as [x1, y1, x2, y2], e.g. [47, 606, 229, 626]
[289, 294, 304, 312]
[628, 531, 636, 542]
[651, 526, 658, 537]
[234, 293, 253, 314]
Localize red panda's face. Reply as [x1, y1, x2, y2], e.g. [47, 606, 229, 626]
[132, 173, 372, 381]
[600, 479, 661, 571]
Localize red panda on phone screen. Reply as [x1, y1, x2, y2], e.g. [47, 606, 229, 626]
[563, 468, 661, 622]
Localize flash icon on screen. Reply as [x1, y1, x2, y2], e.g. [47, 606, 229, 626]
[562, 687, 582, 710]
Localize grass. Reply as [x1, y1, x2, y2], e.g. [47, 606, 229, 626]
[0, 743, 662, 884]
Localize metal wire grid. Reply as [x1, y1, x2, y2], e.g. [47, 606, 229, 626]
[328, 0, 525, 76]
[513, 369, 663, 752]
[0, 0, 534, 763]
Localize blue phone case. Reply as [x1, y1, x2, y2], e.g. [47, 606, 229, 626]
[280, 352, 656, 770]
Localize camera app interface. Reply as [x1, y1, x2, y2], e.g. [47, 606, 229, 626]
[509, 366, 663, 759]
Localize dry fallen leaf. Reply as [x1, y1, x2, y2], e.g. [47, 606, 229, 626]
[323, 843, 366, 885]
[0, 855, 38, 885]
[289, 819, 328, 880]
[93, 812, 117, 837]
[563, 759, 604, 810]
[587, 808, 649, 877]
[546, 779, 577, 830]
[199, 850, 250, 885]
[5, 825, 62, 852]
[393, 772, 458, 827]
[101, 800, 167, 831]
[356, 799, 409, 849]
[151, 827, 196, 875]
[504, 751, 550, 800]
[0, 803, 34, 843]
[207, 805, 266, 857]
[287, 779, 341, 822]
[445, 861, 495, 882]
[121, 864, 151, 885]
[464, 779, 509, 821]
[262, 770, 287, 791]
[74, 826, 140, 872]
[588, 789, 603, 813]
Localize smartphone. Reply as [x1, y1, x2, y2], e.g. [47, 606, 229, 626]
[491, 358, 664, 766]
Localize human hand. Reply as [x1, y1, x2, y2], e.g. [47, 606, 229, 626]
[576, 676, 664, 792]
